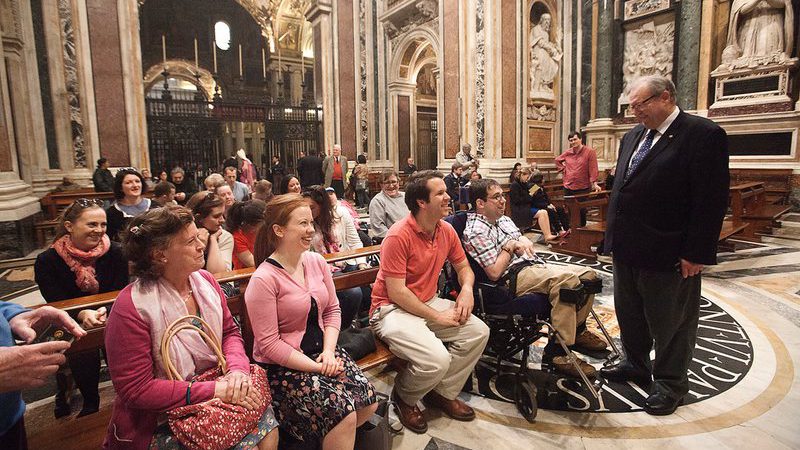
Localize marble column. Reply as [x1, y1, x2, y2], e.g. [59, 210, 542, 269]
[442, 0, 460, 159]
[388, 81, 416, 168]
[235, 122, 245, 153]
[675, 0, 701, 110]
[290, 66, 303, 105]
[223, 123, 234, 156]
[594, 0, 614, 119]
[307, 1, 336, 154]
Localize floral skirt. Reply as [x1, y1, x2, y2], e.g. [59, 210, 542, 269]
[148, 405, 278, 450]
[264, 347, 377, 442]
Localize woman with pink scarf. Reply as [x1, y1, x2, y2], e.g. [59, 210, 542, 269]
[34, 198, 129, 418]
[103, 205, 278, 450]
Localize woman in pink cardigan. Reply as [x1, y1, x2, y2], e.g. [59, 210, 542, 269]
[245, 194, 377, 449]
[103, 206, 278, 450]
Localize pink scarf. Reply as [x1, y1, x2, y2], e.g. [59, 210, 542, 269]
[132, 272, 224, 381]
[51, 234, 111, 294]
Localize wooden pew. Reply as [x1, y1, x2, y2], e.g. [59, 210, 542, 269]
[729, 182, 791, 242]
[27, 247, 392, 450]
[557, 191, 610, 258]
[39, 189, 115, 220]
[730, 168, 792, 205]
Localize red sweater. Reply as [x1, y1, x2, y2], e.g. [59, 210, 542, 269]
[103, 270, 249, 449]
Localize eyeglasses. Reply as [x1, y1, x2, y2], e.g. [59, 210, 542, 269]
[382, 180, 399, 186]
[487, 193, 505, 202]
[73, 198, 104, 208]
[630, 93, 659, 111]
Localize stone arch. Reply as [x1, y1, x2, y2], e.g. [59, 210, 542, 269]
[143, 61, 217, 99]
[388, 26, 441, 171]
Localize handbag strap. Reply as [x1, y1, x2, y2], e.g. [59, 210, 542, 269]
[160, 315, 228, 381]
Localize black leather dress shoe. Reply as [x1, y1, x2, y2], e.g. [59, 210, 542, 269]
[645, 391, 684, 416]
[599, 363, 651, 385]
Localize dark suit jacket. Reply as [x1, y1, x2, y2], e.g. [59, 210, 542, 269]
[297, 155, 324, 186]
[604, 110, 729, 271]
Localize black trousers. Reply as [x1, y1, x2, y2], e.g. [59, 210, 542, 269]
[564, 187, 590, 226]
[331, 179, 345, 199]
[0, 417, 27, 450]
[613, 259, 701, 397]
[57, 349, 101, 409]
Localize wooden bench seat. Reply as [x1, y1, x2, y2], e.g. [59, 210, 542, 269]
[557, 191, 610, 258]
[26, 246, 394, 450]
[729, 182, 791, 241]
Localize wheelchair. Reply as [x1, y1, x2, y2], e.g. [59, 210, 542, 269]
[443, 211, 619, 422]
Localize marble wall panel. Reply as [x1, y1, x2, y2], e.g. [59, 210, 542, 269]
[30, 0, 59, 169]
[475, 0, 485, 155]
[443, 0, 459, 158]
[337, 0, 357, 158]
[501, 0, 516, 158]
[86, 0, 130, 166]
[397, 95, 410, 164]
[57, 0, 86, 168]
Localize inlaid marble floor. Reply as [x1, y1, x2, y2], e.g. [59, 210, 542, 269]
[367, 225, 800, 450]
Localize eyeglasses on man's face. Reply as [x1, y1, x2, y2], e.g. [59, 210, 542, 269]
[629, 93, 659, 111]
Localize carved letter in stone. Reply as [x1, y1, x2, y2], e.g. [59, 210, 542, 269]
[722, 0, 794, 68]
[529, 13, 562, 101]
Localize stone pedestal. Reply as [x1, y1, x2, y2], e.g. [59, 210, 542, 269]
[709, 58, 799, 117]
[0, 176, 41, 258]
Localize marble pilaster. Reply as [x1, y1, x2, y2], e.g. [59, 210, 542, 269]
[290, 66, 303, 104]
[675, 0, 701, 110]
[307, 1, 336, 155]
[593, 0, 614, 119]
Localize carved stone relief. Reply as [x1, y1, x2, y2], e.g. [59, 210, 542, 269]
[0, 0, 22, 40]
[529, 11, 562, 102]
[527, 104, 556, 121]
[359, 0, 368, 153]
[618, 20, 674, 112]
[475, 0, 485, 155]
[58, 0, 86, 168]
[717, 0, 795, 71]
[384, 0, 439, 45]
[624, 0, 670, 21]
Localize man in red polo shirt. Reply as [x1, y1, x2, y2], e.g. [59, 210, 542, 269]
[555, 131, 601, 225]
[370, 170, 490, 434]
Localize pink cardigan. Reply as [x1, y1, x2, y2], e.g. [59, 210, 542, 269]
[245, 251, 341, 365]
[103, 270, 249, 450]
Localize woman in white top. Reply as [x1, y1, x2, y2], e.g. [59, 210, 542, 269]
[367, 169, 409, 241]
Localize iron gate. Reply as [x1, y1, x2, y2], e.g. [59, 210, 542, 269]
[145, 96, 322, 182]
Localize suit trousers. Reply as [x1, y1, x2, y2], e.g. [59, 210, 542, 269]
[514, 265, 596, 346]
[370, 297, 490, 405]
[331, 179, 345, 199]
[613, 259, 701, 397]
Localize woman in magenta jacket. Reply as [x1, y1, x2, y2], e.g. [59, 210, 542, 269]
[103, 205, 278, 450]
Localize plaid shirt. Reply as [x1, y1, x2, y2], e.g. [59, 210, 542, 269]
[463, 213, 542, 277]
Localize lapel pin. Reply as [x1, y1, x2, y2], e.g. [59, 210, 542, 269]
[668, 134, 674, 138]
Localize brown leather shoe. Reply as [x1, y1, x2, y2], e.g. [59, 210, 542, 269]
[422, 390, 476, 421]
[549, 355, 597, 378]
[573, 329, 608, 352]
[391, 389, 427, 433]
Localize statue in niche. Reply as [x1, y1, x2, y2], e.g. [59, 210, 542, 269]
[721, 0, 794, 68]
[529, 13, 562, 100]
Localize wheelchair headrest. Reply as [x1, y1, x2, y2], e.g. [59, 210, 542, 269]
[444, 211, 469, 239]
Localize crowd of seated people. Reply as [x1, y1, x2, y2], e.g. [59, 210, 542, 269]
[5, 160, 629, 450]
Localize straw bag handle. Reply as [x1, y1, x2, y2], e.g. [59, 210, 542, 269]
[160, 315, 228, 381]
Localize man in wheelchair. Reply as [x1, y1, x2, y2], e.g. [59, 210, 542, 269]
[461, 179, 607, 378]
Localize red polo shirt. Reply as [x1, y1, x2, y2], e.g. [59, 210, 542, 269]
[370, 214, 466, 315]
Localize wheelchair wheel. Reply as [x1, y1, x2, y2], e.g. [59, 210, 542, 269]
[514, 379, 538, 422]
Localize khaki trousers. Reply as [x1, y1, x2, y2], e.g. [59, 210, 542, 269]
[370, 297, 490, 405]
[514, 265, 596, 345]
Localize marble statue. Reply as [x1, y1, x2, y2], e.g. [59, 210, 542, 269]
[722, 0, 794, 67]
[529, 13, 562, 100]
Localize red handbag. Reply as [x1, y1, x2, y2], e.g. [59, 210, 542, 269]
[160, 315, 271, 450]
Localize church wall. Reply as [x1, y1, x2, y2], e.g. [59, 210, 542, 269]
[336, 0, 358, 159]
[501, 0, 517, 158]
[442, 0, 460, 160]
[86, 0, 131, 166]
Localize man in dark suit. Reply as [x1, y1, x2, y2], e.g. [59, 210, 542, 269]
[601, 75, 729, 415]
[297, 149, 324, 187]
